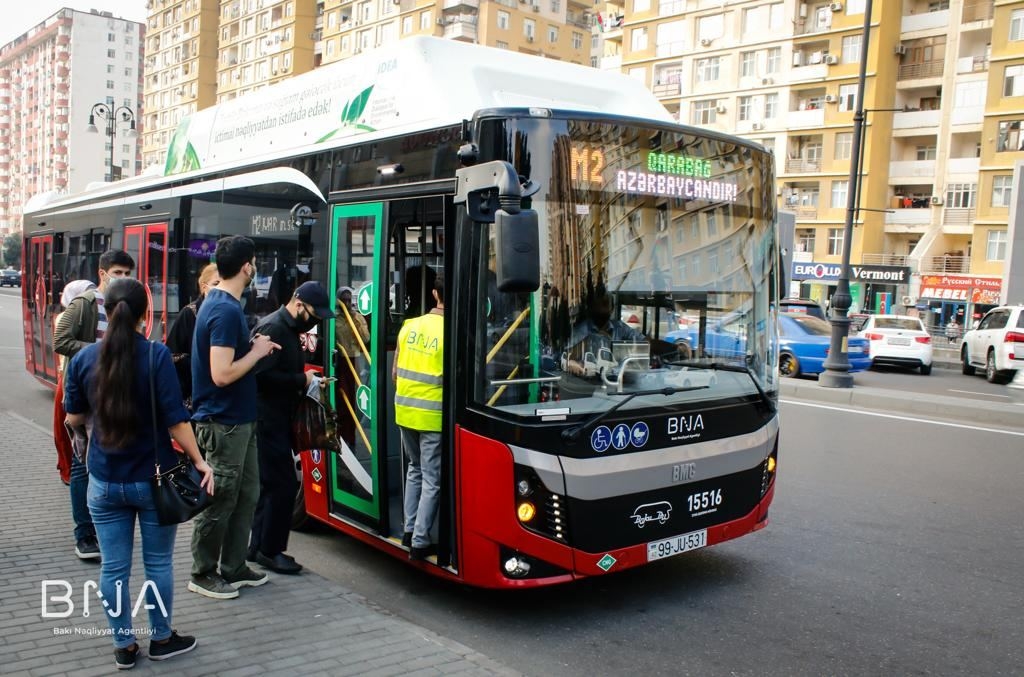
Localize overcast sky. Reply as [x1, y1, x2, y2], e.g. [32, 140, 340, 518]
[2, 1, 147, 48]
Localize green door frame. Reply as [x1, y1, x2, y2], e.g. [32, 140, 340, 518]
[327, 202, 385, 522]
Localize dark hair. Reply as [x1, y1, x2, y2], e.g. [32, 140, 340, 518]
[214, 235, 256, 280]
[93, 278, 148, 449]
[99, 249, 135, 273]
[433, 271, 445, 303]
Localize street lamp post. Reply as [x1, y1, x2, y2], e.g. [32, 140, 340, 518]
[85, 103, 137, 182]
[819, 0, 874, 388]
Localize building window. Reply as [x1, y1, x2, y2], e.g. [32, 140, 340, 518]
[835, 132, 852, 160]
[997, 120, 1023, 152]
[992, 175, 1013, 207]
[738, 96, 752, 121]
[796, 228, 816, 253]
[1012, 9, 1024, 41]
[106, 80, 115, 89]
[986, 230, 1007, 260]
[107, 49, 116, 58]
[420, 11, 431, 29]
[827, 228, 844, 256]
[402, 16, 412, 33]
[766, 47, 781, 73]
[572, 31, 583, 49]
[497, 11, 509, 29]
[706, 210, 717, 236]
[655, 20, 684, 56]
[838, 84, 857, 112]
[846, 0, 866, 13]
[634, 0, 650, 11]
[1005, 65, 1024, 97]
[659, 0, 685, 14]
[841, 35, 861, 64]
[548, 26, 558, 43]
[631, 27, 648, 51]
[759, 137, 775, 154]
[692, 100, 717, 125]
[740, 51, 755, 78]
[551, 0, 560, 11]
[107, 64, 114, 73]
[915, 145, 937, 160]
[831, 180, 848, 208]
[697, 14, 724, 42]
[524, 19, 536, 40]
[945, 183, 976, 208]
[695, 56, 720, 83]
[497, 40, 509, 49]
[764, 93, 778, 118]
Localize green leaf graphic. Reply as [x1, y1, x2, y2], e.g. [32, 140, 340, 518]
[344, 86, 374, 124]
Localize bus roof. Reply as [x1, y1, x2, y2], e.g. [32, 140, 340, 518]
[162, 36, 673, 176]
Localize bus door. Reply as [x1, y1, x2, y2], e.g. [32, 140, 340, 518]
[124, 223, 170, 342]
[326, 203, 384, 530]
[24, 235, 57, 382]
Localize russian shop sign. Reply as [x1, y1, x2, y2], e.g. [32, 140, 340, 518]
[791, 262, 911, 283]
[919, 274, 1002, 303]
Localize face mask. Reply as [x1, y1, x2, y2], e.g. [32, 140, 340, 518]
[296, 308, 319, 333]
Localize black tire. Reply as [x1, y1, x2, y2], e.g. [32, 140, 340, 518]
[779, 352, 800, 377]
[291, 480, 312, 531]
[961, 347, 975, 375]
[920, 363, 932, 375]
[986, 349, 999, 383]
[675, 341, 692, 360]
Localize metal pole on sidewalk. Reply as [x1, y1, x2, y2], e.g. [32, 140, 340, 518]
[820, 0, 874, 388]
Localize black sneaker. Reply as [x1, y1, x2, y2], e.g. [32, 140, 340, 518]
[187, 573, 239, 599]
[401, 532, 413, 548]
[75, 536, 101, 560]
[409, 544, 437, 562]
[223, 566, 269, 589]
[148, 631, 197, 661]
[255, 552, 303, 575]
[114, 643, 140, 670]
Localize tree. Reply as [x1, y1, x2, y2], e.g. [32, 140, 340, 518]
[3, 234, 21, 269]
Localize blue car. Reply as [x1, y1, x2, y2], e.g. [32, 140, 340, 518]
[778, 313, 871, 377]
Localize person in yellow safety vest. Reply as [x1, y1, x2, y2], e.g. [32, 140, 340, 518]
[392, 271, 444, 562]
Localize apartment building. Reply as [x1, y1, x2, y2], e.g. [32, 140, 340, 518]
[618, 0, 1022, 327]
[0, 9, 144, 236]
[316, 0, 591, 66]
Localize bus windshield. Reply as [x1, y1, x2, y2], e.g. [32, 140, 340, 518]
[472, 116, 778, 419]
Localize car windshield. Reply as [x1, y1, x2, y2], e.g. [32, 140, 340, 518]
[875, 317, 923, 331]
[469, 116, 778, 419]
[784, 314, 831, 336]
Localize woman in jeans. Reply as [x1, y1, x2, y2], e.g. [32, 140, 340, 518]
[64, 278, 215, 670]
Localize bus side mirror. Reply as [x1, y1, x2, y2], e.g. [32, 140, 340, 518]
[494, 208, 539, 293]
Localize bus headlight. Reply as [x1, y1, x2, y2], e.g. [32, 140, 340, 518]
[503, 556, 532, 577]
[514, 464, 569, 542]
[517, 502, 536, 522]
[517, 479, 533, 497]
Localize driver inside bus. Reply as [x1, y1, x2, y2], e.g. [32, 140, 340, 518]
[564, 292, 645, 377]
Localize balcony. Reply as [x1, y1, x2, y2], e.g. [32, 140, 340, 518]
[920, 255, 970, 273]
[787, 108, 824, 129]
[888, 159, 936, 182]
[942, 207, 975, 235]
[442, 0, 478, 9]
[653, 82, 681, 98]
[862, 253, 909, 266]
[900, 10, 949, 33]
[794, 206, 818, 220]
[893, 109, 941, 131]
[600, 54, 621, 70]
[443, 16, 477, 42]
[947, 157, 980, 175]
[785, 158, 822, 173]
[956, 55, 988, 74]
[789, 64, 828, 83]
[884, 208, 933, 228]
[898, 60, 943, 80]
[961, 0, 993, 23]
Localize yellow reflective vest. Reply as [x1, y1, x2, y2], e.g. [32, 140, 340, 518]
[395, 312, 444, 432]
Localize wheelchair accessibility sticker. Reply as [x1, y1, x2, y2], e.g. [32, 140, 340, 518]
[591, 426, 612, 453]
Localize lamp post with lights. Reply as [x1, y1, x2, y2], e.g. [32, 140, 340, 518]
[85, 103, 137, 182]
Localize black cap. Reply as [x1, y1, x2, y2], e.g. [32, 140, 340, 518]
[294, 281, 335, 319]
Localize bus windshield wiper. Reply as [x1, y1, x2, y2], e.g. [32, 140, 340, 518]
[669, 359, 776, 414]
[561, 384, 709, 443]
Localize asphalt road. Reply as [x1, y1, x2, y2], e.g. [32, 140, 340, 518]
[3, 286, 1021, 676]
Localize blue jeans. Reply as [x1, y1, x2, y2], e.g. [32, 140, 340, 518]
[70, 455, 95, 542]
[400, 427, 442, 549]
[87, 478, 177, 649]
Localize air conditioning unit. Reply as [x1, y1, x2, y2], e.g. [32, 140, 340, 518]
[700, 38, 712, 46]
[930, 195, 943, 205]
[436, 17, 446, 24]
[829, 1, 842, 11]
[824, 94, 837, 103]
[526, 35, 534, 42]
[895, 44, 907, 56]
[762, 77, 774, 85]
[900, 296, 915, 306]
[715, 104, 727, 113]
[752, 122, 764, 130]
[532, 4, 540, 11]
[824, 54, 838, 65]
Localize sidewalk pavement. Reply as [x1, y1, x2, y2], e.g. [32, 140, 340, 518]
[0, 411, 519, 677]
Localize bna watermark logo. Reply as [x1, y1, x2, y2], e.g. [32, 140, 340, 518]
[41, 580, 168, 619]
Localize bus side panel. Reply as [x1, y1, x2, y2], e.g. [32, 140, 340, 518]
[456, 427, 576, 588]
[300, 451, 330, 522]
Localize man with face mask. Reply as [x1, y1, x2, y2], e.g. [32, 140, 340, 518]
[248, 281, 334, 574]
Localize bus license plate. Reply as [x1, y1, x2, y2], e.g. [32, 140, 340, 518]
[646, 529, 708, 562]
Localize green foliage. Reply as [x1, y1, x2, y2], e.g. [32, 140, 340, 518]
[3, 234, 21, 268]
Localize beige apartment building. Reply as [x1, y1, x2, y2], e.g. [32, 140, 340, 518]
[142, 0, 591, 170]
[616, 0, 1023, 326]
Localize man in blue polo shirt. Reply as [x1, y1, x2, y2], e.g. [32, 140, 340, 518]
[188, 236, 280, 599]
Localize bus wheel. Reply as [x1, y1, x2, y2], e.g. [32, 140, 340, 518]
[779, 352, 799, 377]
[292, 481, 312, 531]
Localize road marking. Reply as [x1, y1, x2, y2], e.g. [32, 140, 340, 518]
[947, 389, 1010, 399]
[780, 399, 1024, 437]
[4, 410, 54, 437]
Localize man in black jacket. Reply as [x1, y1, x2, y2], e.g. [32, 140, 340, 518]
[248, 281, 334, 574]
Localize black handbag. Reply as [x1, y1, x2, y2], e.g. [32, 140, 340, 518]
[148, 343, 211, 526]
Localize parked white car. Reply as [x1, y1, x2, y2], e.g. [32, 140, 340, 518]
[960, 305, 1024, 383]
[858, 314, 933, 375]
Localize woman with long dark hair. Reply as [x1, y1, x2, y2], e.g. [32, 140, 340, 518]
[64, 278, 214, 670]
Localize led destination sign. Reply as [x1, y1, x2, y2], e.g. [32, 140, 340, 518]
[646, 151, 712, 178]
[616, 171, 739, 202]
